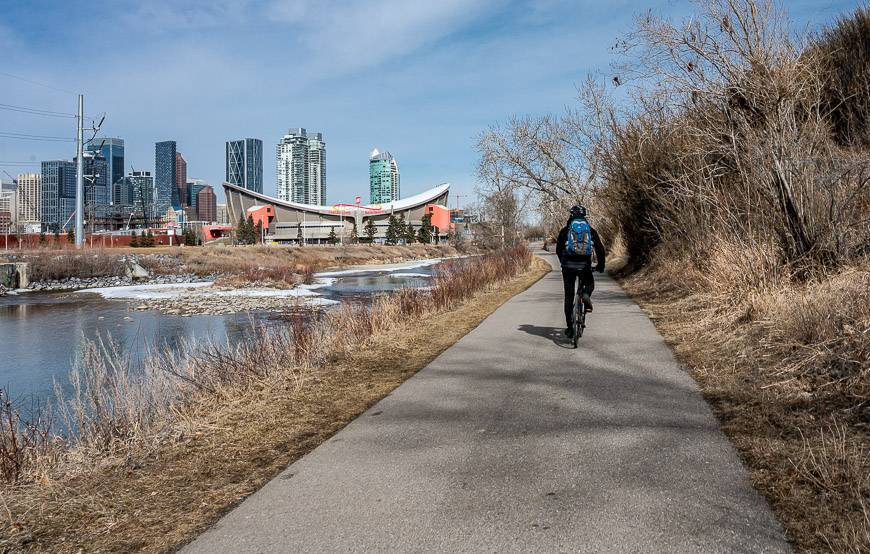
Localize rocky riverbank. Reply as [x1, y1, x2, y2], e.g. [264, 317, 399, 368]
[128, 286, 336, 316]
[28, 272, 210, 292]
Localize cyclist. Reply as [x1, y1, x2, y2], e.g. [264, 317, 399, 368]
[556, 205, 605, 338]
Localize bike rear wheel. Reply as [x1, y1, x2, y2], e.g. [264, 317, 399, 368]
[572, 292, 582, 348]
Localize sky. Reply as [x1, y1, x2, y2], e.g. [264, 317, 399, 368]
[0, 0, 855, 206]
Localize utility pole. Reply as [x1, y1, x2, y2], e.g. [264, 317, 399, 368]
[75, 94, 84, 248]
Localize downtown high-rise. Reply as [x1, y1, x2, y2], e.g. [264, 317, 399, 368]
[16, 173, 41, 227]
[86, 137, 124, 203]
[77, 151, 109, 219]
[276, 128, 326, 205]
[226, 138, 263, 193]
[176, 151, 187, 206]
[369, 149, 400, 204]
[155, 140, 178, 216]
[186, 178, 208, 219]
[40, 160, 76, 232]
[197, 185, 217, 222]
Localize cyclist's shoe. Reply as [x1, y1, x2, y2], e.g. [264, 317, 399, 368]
[565, 326, 574, 338]
[583, 293, 594, 312]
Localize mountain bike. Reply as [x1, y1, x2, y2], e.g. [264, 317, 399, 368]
[571, 288, 587, 348]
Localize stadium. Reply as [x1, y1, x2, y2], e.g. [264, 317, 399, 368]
[222, 182, 451, 243]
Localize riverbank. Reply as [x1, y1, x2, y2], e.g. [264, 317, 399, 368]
[0, 246, 546, 553]
[0, 244, 463, 291]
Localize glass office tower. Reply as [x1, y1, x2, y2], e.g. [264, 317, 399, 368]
[226, 138, 263, 193]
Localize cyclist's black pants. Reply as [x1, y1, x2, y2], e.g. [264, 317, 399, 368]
[562, 267, 594, 327]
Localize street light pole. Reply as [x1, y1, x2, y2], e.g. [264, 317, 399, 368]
[75, 94, 84, 248]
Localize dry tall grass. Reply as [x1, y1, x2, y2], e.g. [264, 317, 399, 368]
[0, 245, 530, 487]
[9, 251, 128, 282]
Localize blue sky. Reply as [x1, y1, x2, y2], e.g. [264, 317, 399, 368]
[0, 0, 855, 206]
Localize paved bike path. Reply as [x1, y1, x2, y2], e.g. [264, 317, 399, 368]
[184, 253, 789, 553]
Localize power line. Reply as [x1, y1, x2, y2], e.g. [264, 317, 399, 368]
[0, 131, 75, 141]
[0, 102, 76, 118]
[0, 131, 75, 142]
[0, 70, 77, 95]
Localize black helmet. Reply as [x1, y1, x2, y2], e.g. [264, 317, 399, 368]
[569, 205, 587, 219]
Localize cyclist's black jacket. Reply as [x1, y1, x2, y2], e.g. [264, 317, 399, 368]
[556, 218, 606, 271]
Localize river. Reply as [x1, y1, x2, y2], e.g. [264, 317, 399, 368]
[0, 259, 439, 404]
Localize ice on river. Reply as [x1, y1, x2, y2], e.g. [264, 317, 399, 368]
[314, 258, 441, 278]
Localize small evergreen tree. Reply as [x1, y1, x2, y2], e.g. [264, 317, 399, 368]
[350, 223, 359, 244]
[364, 218, 377, 243]
[130, 230, 139, 247]
[38, 230, 46, 244]
[66, 227, 74, 243]
[144, 230, 155, 247]
[183, 228, 197, 246]
[246, 215, 256, 244]
[237, 215, 247, 245]
[396, 214, 407, 244]
[404, 221, 416, 244]
[417, 213, 433, 244]
[385, 214, 399, 245]
[433, 225, 440, 244]
[297, 222, 304, 245]
[327, 226, 338, 245]
[254, 221, 264, 244]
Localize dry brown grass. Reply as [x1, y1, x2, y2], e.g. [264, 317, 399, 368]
[0, 248, 544, 553]
[618, 248, 869, 553]
[2, 251, 128, 282]
[591, 4, 870, 550]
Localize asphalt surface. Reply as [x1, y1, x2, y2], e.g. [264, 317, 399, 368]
[184, 253, 790, 553]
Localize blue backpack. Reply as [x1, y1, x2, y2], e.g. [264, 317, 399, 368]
[566, 219, 593, 256]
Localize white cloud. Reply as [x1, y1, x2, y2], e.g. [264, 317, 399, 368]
[265, 0, 505, 77]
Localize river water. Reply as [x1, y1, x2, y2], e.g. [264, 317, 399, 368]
[0, 259, 438, 403]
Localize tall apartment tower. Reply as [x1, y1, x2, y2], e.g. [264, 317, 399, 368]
[40, 160, 76, 231]
[276, 128, 326, 205]
[86, 137, 124, 203]
[155, 140, 177, 216]
[16, 173, 41, 226]
[369, 149, 400, 204]
[175, 151, 188, 207]
[226, 138, 263, 193]
[0, 185, 15, 233]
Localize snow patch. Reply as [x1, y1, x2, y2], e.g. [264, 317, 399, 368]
[388, 272, 432, 278]
[78, 281, 214, 300]
[304, 297, 340, 306]
[299, 277, 336, 291]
